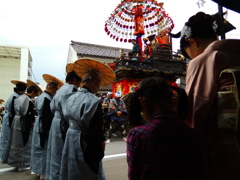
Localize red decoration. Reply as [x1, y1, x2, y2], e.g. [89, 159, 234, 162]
[112, 78, 142, 96]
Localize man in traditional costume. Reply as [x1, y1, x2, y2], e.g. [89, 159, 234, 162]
[31, 80, 59, 180]
[2, 82, 41, 171]
[46, 69, 81, 180]
[60, 58, 115, 180]
[144, 34, 164, 56]
[106, 92, 127, 143]
[0, 81, 27, 160]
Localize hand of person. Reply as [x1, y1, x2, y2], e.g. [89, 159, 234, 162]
[117, 111, 122, 117]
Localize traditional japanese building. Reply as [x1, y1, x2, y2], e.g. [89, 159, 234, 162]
[66, 40, 132, 94]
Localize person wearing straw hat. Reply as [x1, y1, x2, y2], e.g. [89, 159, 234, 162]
[0, 80, 27, 160]
[30, 81, 58, 180]
[60, 58, 115, 180]
[2, 83, 40, 171]
[46, 70, 81, 180]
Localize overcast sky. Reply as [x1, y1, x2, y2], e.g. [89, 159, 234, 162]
[1, 0, 240, 83]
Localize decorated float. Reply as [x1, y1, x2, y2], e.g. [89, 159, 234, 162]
[104, 0, 186, 96]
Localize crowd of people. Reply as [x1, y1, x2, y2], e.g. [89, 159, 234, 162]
[0, 11, 240, 180]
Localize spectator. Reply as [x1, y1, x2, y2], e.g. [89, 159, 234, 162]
[106, 92, 128, 143]
[126, 77, 202, 180]
[180, 12, 240, 179]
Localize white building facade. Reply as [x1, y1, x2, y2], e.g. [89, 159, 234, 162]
[0, 44, 33, 101]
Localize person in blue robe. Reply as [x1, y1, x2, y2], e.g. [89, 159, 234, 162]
[0, 82, 26, 160]
[2, 85, 39, 171]
[46, 71, 81, 180]
[31, 82, 58, 179]
[60, 69, 106, 180]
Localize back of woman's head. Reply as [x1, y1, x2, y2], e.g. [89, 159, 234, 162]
[180, 12, 218, 58]
[14, 83, 27, 93]
[127, 77, 173, 128]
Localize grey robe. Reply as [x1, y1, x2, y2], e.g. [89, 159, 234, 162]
[0, 92, 19, 159]
[31, 91, 53, 174]
[46, 83, 78, 180]
[60, 87, 106, 180]
[2, 93, 34, 168]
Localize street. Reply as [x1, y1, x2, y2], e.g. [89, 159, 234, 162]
[0, 134, 128, 180]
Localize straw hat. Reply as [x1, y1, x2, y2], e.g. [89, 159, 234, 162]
[11, 80, 27, 86]
[42, 74, 64, 89]
[26, 79, 43, 96]
[66, 63, 74, 74]
[73, 58, 116, 86]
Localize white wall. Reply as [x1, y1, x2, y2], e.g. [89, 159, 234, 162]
[0, 46, 32, 101]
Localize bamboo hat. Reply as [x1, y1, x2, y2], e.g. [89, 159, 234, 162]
[26, 79, 43, 96]
[73, 58, 116, 86]
[66, 63, 74, 74]
[42, 74, 64, 89]
[11, 80, 27, 86]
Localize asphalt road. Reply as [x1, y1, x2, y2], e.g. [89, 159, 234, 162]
[0, 134, 128, 180]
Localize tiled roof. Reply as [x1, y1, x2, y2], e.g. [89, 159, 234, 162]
[71, 40, 131, 58]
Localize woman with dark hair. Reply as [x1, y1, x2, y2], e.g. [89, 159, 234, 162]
[180, 12, 240, 179]
[126, 77, 202, 180]
[0, 81, 27, 160]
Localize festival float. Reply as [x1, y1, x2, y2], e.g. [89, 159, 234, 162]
[104, 0, 186, 96]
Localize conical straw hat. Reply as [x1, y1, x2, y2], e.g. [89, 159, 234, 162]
[11, 80, 27, 86]
[26, 79, 43, 96]
[66, 63, 74, 74]
[42, 74, 64, 89]
[73, 58, 116, 86]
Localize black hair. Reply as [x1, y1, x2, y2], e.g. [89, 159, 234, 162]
[171, 86, 189, 121]
[82, 70, 100, 84]
[46, 81, 58, 89]
[66, 71, 81, 82]
[127, 77, 173, 129]
[180, 12, 218, 59]
[14, 83, 27, 93]
[26, 86, 38, 94]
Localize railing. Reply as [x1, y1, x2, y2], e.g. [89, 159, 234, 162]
[114, 45, 186, 75]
